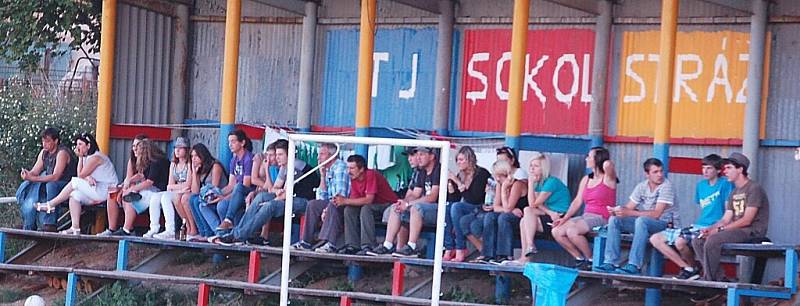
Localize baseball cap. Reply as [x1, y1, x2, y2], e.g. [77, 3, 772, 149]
[174, 137, 189, 148]
[414, 146, 434, 154]
[401, 147, 416, 156]
[724, 152, 750, 170]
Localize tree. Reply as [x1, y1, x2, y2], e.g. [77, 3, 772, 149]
[0, 0, 101, 72]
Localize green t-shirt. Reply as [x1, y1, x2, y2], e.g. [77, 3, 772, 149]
[535, 176, 571, 213]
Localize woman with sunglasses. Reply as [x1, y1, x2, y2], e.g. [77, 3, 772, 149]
[36, 133, 119, 235]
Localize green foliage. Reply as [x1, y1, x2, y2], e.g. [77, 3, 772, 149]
[0, 288, 26, 303]
[442, 285, 484, 303]
[0, 0, 101, 71]
[89, 282, 196, 306]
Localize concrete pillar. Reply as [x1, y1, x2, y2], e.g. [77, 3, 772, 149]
[296, 1, 319, 133]
[588, 0, 613, 148]
[433, 0, 454, 136]
[742, 0, 769, 176]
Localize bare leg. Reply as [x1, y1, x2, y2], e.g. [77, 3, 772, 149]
[650, 234, 692, 269]
[43, 184, 74, 208]
[553, 220, 583, 259]
[397, 226, 409, 249]
[68, 198, 82, 229]
[408, 206, 423, 245]
[467, 234, 482, 252]
[565, 220, 593, 260]
[675, 238, 696, 266]
[106, 197, 121, 230]
[122, 202, 137, 231]
[179, 195, 197, 235]
[384, 208, 402, 244]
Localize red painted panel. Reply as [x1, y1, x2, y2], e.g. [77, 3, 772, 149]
[339, 296, 352, 306]
[670, 157, 703, 175]
[604, 136, 743, 146]
[248, 250, 261, 283]
[392, 262, 405, 296]
[460, 29, 595, 135]
[197, 283, 210, 306]
[110, 124, 172, 141]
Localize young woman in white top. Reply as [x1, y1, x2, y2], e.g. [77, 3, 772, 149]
[145, 137, 192, 239]
[37, 133, 119, 235]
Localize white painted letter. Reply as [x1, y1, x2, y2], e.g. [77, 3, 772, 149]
[465, 52, 490, 104]
[553, 54, 580, 107]
[706, 53, 733, 103]
[623, 54, 646, 103]
[673, 54, 702, 103]
[495, 52, 512, 101]
[372, 52, 389, 97]
[736, 53, 749, 103]
[399, 53, 419, 99]
[581, 54, 592, 103]
[524, 54, 549, 107]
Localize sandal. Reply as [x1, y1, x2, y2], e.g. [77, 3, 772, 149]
[59, 227, 81, 235]
[524, 247, 539, 258]
[470, 256, 490, 264]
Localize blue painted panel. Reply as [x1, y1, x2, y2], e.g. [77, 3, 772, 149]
[321, 28, 438, 129]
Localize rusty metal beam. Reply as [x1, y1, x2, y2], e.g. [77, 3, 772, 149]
[251, 0, 309, 15]
[390, 0, 441, 14]
[696, 0, 752, 14]
[543, 0, 598, 15]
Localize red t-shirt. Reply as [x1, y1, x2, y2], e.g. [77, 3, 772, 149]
[350, 169, 399, 204]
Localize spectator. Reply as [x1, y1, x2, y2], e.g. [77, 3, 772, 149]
[368, 147, 440, 257]
[448, 146, 491, 262]
[650, 154, 732, 280]
[16, 127, 76, 231]
[147, 137, 193, 239]
[291, 143, 350, 253]
[692, 153, 769, 290]
[505, 152, 571, 265]
[594, 158, 678, 275]
[113, 139, 170, 236]
[334, 154, 399, 255]
[247, 142, 280, 240]
[211, 129, 255, 233]
[475, 159, 528, 264]
[187, 144, 228, 240]
[211, 139, 320, 245]
[35, 133, 117, 234]
[98, 134, 148, 236]
[551, 147, 617, 270]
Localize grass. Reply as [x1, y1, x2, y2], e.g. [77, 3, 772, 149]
[0, 288, 27, 303]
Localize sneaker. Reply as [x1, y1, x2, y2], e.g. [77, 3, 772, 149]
[111, 228, 132, 236]
[366, 245, 393, 256]
[96, 229, 114, 237]
[593, 263, 618, 273]
[499, 259, 524, 266]
[574, 259, 592, 271]
[355, 246, 372, 256]
[153, 231, 175, 240]
[488, 256, 509, 265]
[216, 219, 234, 231]
[315, 243, 339, 253]
[337, 246, 359, 255]
[186, 235, 206, 242]
[392, 245, 421, 258]
[245, 236, 269, 246]
[211, 234, 239, 246]
[59, 227, 81, 235]
[674, 267, 700, 280]
[143, 229, 159, 238]
[291, 241, 313, 251]
[614, 263, 641, 275]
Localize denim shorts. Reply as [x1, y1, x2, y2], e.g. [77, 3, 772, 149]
[661, 225, 706, 245]
[131, 188, 159, 214]
[412, 203, 440, 226]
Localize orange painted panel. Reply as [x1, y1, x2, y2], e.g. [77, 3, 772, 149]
[616, 31, 770, 139]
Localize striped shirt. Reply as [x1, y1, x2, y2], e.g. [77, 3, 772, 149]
[316, 159, 350, 201]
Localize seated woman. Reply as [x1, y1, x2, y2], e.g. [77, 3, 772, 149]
[98, 134, 147, 236]
[187, 143, 228, 240]
[447, 146, 491, 262]
[114, 139, 170, 236]
[146, 137, 192, 239]
[551, 147, 617, 270]
[476, 159, 528, 264]
[36, 133, 118, 235]
[506, 152, 571, 265]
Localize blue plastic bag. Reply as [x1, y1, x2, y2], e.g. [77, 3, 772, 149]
[524, 263, 579, 306]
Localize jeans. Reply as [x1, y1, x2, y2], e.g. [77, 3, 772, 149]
[231, 195, 309, 242]
[16, 180, 68, 230]
[481, 212, 520, 257]
[216, 183, 253, 224]
[604, 216, 668, 268]
[302, 199, 344, 245]
[189, 194, 215, 237]
[451, 202, 481, 250]
[411, 202, 455, 250]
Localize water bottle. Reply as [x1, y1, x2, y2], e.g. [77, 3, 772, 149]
[484, 178, 496, 206]
[667, 213, 674, 229]
[179, 219, 188, 241]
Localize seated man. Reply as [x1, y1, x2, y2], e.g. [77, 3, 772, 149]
[213, 129, 255, 232]
[650, 154, 731, 280]
[291, 143, 350, 252]
[212, 139, 319, 245]
[16, 127, 76, 231]
[692, 153, 769, 286]
[594, 158, 678, 275]
[368, 147, 440, 257]
[336, 154, 399, 255]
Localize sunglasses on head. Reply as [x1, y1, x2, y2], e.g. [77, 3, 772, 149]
[496, 147, 515, 158]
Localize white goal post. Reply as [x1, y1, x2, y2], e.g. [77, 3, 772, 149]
[280, 133, 451, 305]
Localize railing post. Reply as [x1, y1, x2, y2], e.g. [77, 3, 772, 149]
[340, 295, 353, 306]
[197, 283, 210, 306]
[727, 288, 741, 306]
[65, 273, 79, 306]
[116, 240, 129, 271]
[0, 232, 6, 263]
[592, 235, 606, 270]
[786, 249, 798, 293]
[348, 263, 363, 284]
[248, 250, 261, 283]
[495, 274, 511, 304]
[645, 249, 664, 306]
[392, 261, 405, 296]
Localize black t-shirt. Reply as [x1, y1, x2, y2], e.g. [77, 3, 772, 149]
[448, 167, 492, 204]
[293, 163, 320, 200]
[145, 158, 170, 191]
[413, 164, 441, 197]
